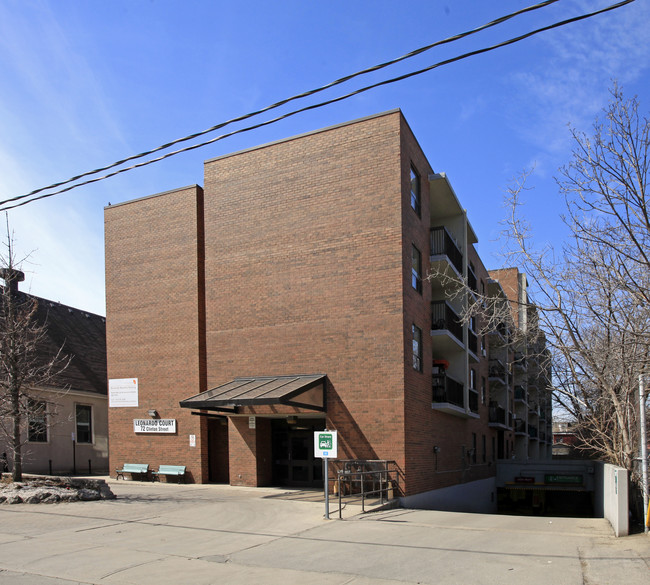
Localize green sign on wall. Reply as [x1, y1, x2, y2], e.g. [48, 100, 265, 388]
[545, 474, 583, 485]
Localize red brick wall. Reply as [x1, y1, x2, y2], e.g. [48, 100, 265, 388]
[202, 112, 409, 484]
[104, 185, 207, 481]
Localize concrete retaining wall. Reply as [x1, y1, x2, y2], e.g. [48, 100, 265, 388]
[400, 477, 497, 513]
[599, 462, 628, 537]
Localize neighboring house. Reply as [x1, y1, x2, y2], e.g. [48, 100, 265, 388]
[0, 273, 108, 475]
[104, 110, 551, 508]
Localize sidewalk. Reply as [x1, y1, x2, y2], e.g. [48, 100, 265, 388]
[0, 478, 647, 585]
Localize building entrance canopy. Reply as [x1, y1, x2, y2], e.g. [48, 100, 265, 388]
[179, 374, 326, 413]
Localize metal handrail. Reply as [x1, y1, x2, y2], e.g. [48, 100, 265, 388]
[334, 460, 400, 519]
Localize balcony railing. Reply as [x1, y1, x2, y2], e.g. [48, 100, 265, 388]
[489, 405, 506, 425]
[468, 389, 479, 413]
[430, 226, 462, 274]
[468, 330, 478, 355]
[514, 386, 527, 402]
[488, 360, 506, 379]
[431, 301, 463, 343]
[468, 266, 478, 294]
[432, 374, 464, 408]
[514, 352, 527, 370]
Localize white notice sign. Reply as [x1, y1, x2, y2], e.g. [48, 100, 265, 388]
[133, 419, 177, 433]
[109, 378, 139, 407]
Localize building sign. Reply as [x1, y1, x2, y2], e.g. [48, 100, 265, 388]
[545, 474, 583, 485]
[314, 430, 338, 458]
[133, 419, 177, 433]
[109, 378, 139, 407]
[515, 476, 536, 484]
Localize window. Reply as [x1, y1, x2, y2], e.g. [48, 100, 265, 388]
[482, 434, 487, 463]
[28, 399, 47, 443]
[470, 368, 476, 390]
[412, 324, 422, 372]
[410, 166, 421, 216]
[492, 437, 496, 462]
[76, 404, 93, 444]
[472, 433, 477, 464]
[481, 376, 487, 405]
[411, 245, 422, 294]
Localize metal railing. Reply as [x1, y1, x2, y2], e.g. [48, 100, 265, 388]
[333, 460, 401, 518]
[431, 301, 463, 343]
[433, 374, 464, 407]
[430, 226, 462, 274]
[468, 388, 479, 413]
[489, 405, 506, 425]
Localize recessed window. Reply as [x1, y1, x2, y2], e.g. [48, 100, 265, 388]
[481, 376, 487, 405]
[76, 404, 93, 444]
[410, 166, 421, 216]
[470, 368, 477, 390]
[412, 324, 422, 372]
[28, 399, 47, 443]
[411, 245, 422, 294]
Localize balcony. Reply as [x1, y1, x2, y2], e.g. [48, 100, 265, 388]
[488, 359, 506, 384]
[432, 374, 463, 407]
[430, 226, 462, 275]
[432, 374, 474, 418]
[467, 266, 478, 294]
[431, 301, 464, 352]
[514, 419, 526, 435]
[468, 388, 479, 414]
[514, 386, 527, 403]
[467, 329, 478, 361]
[488, 405, 509, 429]
[514, 352, 527, 371]
[528, 425, 538, 440]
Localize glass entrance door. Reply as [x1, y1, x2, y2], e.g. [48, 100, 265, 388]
[272, 419, 324, 487]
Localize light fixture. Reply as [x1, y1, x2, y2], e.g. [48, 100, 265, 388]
[148, 409, 158, 418]
[287, 416, 298, 425]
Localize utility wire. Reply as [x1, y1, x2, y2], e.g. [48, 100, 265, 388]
[0, 0, 635, 211]
[0, 0, 560, 209]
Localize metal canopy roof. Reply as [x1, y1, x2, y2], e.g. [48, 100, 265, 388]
[179, 374, 326, 413]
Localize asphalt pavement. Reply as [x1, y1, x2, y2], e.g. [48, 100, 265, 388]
[0, 478, 648, 585]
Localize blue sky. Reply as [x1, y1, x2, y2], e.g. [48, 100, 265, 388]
[1, 0, 649, 315]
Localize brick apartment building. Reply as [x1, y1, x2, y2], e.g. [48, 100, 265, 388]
[105, 110, 551, 506]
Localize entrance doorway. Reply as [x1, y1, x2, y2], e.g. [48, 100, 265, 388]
[207, 417, 229, 483]
[271, 418, 325, 487]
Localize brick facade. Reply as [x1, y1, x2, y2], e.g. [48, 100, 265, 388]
[105, 111, 549, 497]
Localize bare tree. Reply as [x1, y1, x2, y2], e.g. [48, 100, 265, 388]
[500, 86, 650, 472]
[0, 224, 69, 481]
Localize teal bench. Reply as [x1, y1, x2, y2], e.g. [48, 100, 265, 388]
[152, 465, 186, 483]
[115, 463, 149, 481]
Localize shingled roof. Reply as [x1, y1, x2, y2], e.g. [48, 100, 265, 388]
[2, 288, 107, 396]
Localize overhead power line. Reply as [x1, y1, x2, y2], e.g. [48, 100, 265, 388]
[0, 0, 560, 210]
[0, 0, 636, 212]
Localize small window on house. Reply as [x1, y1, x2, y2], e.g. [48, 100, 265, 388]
[492, 437, 496, 462]
[481, 376, 487, 404]
[412, 324, 422, 372]
[470, 368, 477, 390]
[411, 245, 422, 294]
[482, 434, 487, 463]
[76, 404, 93, 444]
[28, 399, 47, 443]
[410, 166, 421, 216]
